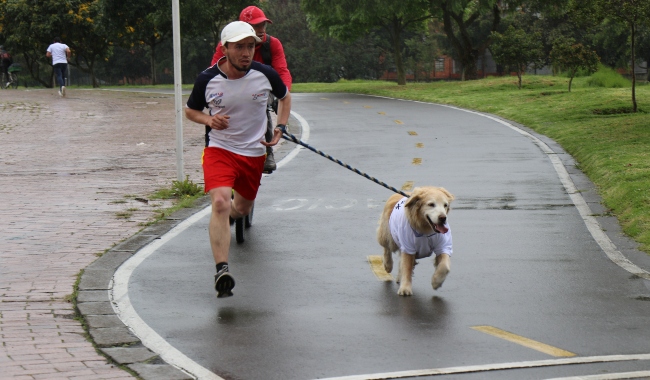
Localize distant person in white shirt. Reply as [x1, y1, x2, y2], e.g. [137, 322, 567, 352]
[46, 37, 71, 97]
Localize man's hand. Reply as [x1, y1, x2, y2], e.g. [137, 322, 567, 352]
[208, 114, 230, 130]
[184, 108, 230, 130]
[261, 126, 284, 147]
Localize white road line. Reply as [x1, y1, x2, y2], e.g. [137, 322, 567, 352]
[276, 110, 310, 170]
[365, 94, 650, 281]
[109, 111, 310, 380]
[547, 370, 650, 380]
[317, 353, 650, 380]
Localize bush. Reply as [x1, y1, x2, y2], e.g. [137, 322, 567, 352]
[587, 65, 630, 88]
[151, 176, 203, 200]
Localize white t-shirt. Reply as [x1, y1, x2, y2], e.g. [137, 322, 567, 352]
[47, 43, 69, 65]
[186, 58, 288, 157]
[388, 197, 453, 259]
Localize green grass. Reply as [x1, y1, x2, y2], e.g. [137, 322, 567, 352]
[587, 65, 631, 88]
[144, 176, 205, 226]
[293, 76, 650, 254]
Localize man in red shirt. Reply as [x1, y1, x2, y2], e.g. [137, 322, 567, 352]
[211, 6, 292, 173]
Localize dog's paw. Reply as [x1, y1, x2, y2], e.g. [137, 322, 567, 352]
[383, 251, 393, 273]
[431, 267, 449, 290]
[397, 285, 413, 296]
[383, 260, 393, 274]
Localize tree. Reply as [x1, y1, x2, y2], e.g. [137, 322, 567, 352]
[267, 0, 386, 82]
[67, 0, 112, 87]
[404, 21, 443, 81]
[490, 26, 545, 89]
[576, 0, 650, 111]
[301, 0, 432, 85]
[180, 0, 254, 49]
[550, 36, 599, 91]
[101, 0, 174, 85]
[430, 0, 502, 81]
[0, 0, 77, 87]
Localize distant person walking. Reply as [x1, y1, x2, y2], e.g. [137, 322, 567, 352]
[0, 45, 13, 86]
[46, 37, 71, 97]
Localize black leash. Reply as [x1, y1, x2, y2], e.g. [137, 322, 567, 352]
[278, 126, 409, 197]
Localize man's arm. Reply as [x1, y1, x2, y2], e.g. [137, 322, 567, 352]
[185, 107, 231, 130]
[270, 38, 292, 90]
[275, 92, 291, 126]
[66, 47, 71, 58]
[262, 92, 291, 147]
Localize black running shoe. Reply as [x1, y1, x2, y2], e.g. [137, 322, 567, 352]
[214, 266, 235, 298]
[263, 151, 276, 173]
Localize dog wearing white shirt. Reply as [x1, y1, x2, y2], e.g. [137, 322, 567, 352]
[377, 186, 455, 296]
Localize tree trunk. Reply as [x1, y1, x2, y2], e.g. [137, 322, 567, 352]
[631, 23, 637, 112]
[391, 19, 406, 86]
[23, 52, 50, 88]
[439, 1, 500, 81]
[440, 3, 478, 81]
[150, 41, 157, 85]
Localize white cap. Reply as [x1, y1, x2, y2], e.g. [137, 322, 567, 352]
[221, 21, 262, 45]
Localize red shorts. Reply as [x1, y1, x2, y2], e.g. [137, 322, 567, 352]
[202, 147, 266, 200]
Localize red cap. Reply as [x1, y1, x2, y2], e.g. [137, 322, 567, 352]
[239, 6, 272, 25]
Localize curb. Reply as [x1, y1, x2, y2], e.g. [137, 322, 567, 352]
[77, 117, 301, 380]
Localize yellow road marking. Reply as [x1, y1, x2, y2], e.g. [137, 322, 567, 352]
[408, 131, 418, 135]
[412, 158, 422, 165]
[367, 255, 394, 281]
[320, 97, 329, 100]
[401, 181, 414, 191]
[378, 112, 386, 115]
[364, 105, 373, 108]
[343, 101, 350, 104]
[472, 326, 576, 357]
[394, 120, 403, 124]
[416, 143, 424, 148]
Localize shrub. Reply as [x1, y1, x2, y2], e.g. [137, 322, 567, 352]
[587, 65, 630, 88]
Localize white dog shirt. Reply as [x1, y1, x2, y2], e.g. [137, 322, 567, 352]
[389, 197, 453, 259]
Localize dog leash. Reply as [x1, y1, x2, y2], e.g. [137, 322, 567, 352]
[278, 125, 409, 197]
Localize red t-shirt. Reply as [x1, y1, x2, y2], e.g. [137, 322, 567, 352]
[211, 34, 292, 91]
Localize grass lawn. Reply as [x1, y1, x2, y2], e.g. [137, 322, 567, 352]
[292, 76, 650, 255]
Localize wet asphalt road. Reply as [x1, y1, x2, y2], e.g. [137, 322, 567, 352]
[116, 93, 650, 379]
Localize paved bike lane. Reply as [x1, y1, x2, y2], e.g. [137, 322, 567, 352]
[114, 93, 650, 379]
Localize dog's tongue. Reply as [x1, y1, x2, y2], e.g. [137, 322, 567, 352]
[435, 224, 449, 234]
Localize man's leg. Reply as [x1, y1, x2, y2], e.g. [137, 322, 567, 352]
[208, 186, 233, 264]
[209, 186, 237, 297]
[60, 64, 67, 96]
[231, 190, 255, 219]
[53, 64, 64, 95]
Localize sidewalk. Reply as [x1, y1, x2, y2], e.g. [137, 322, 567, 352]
[0, 88, 206, 379]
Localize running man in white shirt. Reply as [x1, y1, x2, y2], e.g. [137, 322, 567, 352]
[185, 21, 292, 298]
[46, 37, 71, 97]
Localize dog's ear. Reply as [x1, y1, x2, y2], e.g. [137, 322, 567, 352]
[404, 191, 422, 209]
[438, 187, 455, 202]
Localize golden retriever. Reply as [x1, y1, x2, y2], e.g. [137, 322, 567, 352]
[377, 186, 454, 296]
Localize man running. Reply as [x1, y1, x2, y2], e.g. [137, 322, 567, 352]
[211, 6, 292, 173]
[185, 21, 292, 298]
[46, 37, 71, 97]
